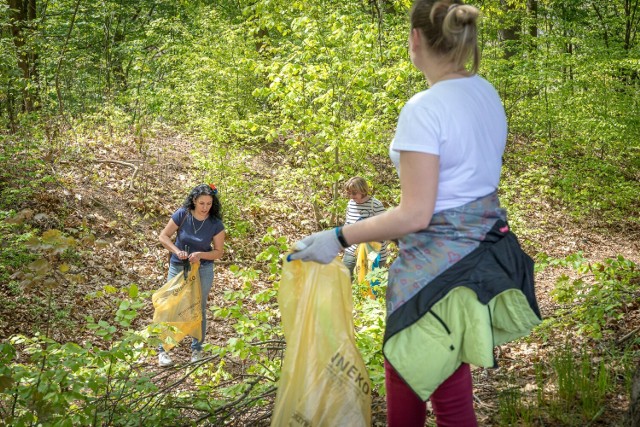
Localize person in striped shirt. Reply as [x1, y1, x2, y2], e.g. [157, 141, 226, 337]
[342, 177, 388, 278]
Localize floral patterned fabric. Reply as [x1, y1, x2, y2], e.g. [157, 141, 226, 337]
[387, 192, 507, 316]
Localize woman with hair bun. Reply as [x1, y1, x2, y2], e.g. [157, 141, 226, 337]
[289, 1, 541, 425]
[157, 184, 225, 367]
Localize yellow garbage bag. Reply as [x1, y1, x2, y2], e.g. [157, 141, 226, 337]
[355, 242, 382, 299]
[271, 257, 372, 427]
[152, 262, 202, 352]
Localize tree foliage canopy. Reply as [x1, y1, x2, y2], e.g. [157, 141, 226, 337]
[2, 0, 638, 223]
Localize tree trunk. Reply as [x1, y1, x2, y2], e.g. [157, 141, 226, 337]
[592, 3, 610, 50]
[8, 0, 38, 112]
[499, 0, 520, 60]
[564, 31, 574, 81]
[54, 0, 81, 116]
[623, 0, 639, 51]
[527, 0, 537, 39]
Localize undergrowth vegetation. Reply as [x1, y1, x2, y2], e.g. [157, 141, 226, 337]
[1, 0, 639, 425]
[0, 219, 637, 425]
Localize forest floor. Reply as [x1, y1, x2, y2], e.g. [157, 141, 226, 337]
[1, 131, 639, 426]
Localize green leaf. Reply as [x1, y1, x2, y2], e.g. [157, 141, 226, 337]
[128, 284, 139, 298]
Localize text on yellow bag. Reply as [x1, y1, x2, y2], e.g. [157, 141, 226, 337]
[271, 257, 372, 427]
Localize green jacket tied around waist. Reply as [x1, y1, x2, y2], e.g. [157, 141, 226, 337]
[383, 193, 542, 400]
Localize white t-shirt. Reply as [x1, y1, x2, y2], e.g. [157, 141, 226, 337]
[389, 75, 507, 213]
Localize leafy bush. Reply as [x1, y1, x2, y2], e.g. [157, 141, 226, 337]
[0, 288, 175, 426]
[539, 252, 639, 339]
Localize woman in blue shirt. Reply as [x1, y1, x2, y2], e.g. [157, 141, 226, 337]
[157, 184, 225, 366]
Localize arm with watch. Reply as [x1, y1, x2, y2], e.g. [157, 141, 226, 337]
[288, 152, 440, 264]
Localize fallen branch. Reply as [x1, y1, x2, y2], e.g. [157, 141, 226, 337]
[196, 379, 277, 424]
[617, 325, 640, 345]
[93, 159, 140, 190]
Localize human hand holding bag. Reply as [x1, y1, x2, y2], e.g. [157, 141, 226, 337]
[287, 228, 345, 264]
[152, 262, 202, 352]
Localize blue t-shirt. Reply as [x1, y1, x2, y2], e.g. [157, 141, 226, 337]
[170, 207, 225, 265]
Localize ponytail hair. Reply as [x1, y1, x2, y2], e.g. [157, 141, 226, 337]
[410, 0, 481, 74]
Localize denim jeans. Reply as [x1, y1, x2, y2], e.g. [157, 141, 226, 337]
[158, 262, 214, 352]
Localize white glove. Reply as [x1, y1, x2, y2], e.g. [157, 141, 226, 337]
[288, 229, 342, 264]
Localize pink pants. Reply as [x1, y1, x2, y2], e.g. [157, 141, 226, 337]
[385, 360, 478, 427]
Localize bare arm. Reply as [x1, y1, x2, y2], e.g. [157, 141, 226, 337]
[342, 151, 439, 245]
[159, 218, 184, 257]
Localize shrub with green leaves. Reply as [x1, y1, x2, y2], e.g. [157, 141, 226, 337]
[539, 252, 639, 339]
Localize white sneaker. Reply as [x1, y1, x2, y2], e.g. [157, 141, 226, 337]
[158, 352, 174, 367]
[190, 350, 204, 363]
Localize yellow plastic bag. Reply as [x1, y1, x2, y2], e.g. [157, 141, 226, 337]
[152, 262, 202, 352]
[355, 242, 382, 299]
[271, 257, 372, 427]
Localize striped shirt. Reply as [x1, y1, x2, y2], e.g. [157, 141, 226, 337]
[344, 197, 388, 262]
